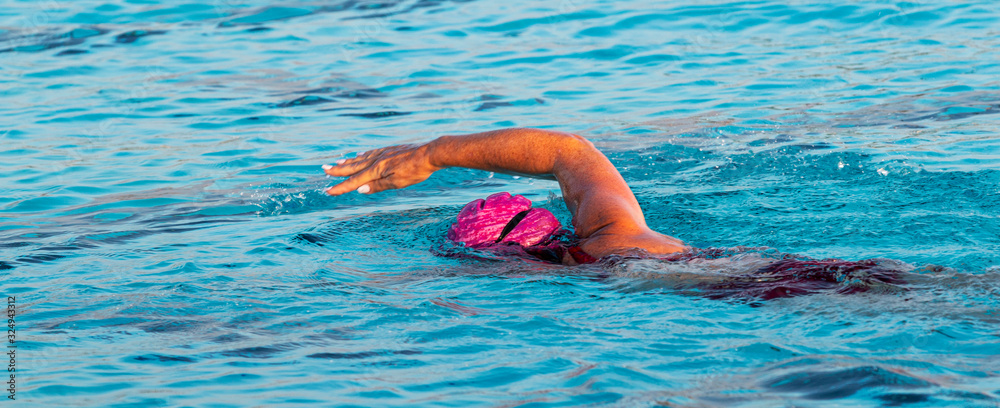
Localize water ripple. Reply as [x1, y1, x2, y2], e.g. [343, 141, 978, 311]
[3, 0, 1000, 406]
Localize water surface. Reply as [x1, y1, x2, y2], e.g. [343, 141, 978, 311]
[2, 0, 999, 406]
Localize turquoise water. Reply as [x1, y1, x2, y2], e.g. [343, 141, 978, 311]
[3, 0, 1000, 406]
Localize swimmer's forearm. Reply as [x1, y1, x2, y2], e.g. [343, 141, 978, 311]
[324, 128, 586, 196]
[425, 128, 590, 177]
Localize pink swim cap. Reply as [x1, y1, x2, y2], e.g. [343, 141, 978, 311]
[447, 192, 562, 248]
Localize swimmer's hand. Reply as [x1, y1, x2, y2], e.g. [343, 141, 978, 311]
[323, 143, 441, 195]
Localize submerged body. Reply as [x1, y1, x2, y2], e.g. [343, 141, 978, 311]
[639, 248, 910, 301]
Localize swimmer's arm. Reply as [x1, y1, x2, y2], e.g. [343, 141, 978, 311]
[428, 129, 643, 239]
[324, 128, 685, 256]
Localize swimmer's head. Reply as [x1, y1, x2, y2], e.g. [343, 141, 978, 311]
[447, 192, 562, 248]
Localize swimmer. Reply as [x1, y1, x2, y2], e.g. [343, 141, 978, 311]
[323, 128, 912, 300]
[323, 128, 687, 265]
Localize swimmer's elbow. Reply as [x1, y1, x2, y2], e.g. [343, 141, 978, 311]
[551, 132, 598, 161]
[563, 132, 596, 149]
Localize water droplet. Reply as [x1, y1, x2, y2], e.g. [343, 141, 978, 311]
[488, 172, 494, 178]
[877, 168, 888, 176]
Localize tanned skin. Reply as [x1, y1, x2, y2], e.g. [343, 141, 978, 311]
[323, 128, 687, 263]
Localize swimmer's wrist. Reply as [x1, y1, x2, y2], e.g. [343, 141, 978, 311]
[424, 136, 451, 170]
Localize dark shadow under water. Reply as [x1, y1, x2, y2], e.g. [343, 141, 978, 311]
[604, 247, 912, 303]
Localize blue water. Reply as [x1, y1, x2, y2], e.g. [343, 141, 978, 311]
[2, 0, 1000, 406]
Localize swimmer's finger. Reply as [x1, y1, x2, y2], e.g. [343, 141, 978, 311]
[323, 159, 372, 177]
[323, 152, 378, 175]
[363, 171, 433, 194]
[323, 145, 410, 176]
[324, 177, 367, 196]
[351, 144, 411, 162]
[362, 176, 399, 194]
[346, 147, 386, 163]
[325, 166, 382, 196]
